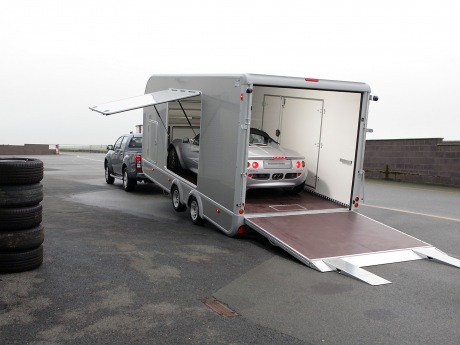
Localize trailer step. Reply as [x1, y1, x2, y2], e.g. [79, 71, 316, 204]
[412, 247, 460, 269]
[323, 258, 391, 286]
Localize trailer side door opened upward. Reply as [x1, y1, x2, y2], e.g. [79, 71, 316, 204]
[90, 74, 460, 285]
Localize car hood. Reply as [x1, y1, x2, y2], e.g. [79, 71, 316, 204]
[248, 144, 304, 159]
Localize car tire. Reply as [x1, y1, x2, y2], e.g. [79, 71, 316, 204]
[122, 168, 136, 192]
[105, 164, 115, 184]
[0, 245, 43, 273]
[0, 183, 43, 207]
[284, 181, 305, 194]
[167, 147, 183, 173]
[0, 205, 42, 231]
[189, 196, 204, 225]
[0, 225, 45, 252]
[0, 158, 43, 185]
[171, 185, 186, 212]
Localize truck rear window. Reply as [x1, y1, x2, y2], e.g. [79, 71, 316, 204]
[128, 137, 142, 148]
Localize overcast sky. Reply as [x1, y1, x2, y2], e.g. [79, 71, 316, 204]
[1, 0, 459, 146]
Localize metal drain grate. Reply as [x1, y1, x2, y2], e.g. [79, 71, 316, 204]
[202, 297, 239, 317]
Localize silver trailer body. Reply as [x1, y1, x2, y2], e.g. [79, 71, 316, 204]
[91, 73, 460, 285]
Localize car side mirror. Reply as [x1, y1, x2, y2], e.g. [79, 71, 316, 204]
[107, 145, 114, 150]
[182, 138, 190, 143]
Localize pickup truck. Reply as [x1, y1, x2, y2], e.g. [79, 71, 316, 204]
[104, 133, 147, 191]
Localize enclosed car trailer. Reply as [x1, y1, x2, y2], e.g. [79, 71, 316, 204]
[91, 73, 460, 285]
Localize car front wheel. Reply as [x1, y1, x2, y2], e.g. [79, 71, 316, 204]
[105, 164, 115, 184]
[167, 147, 183, 173]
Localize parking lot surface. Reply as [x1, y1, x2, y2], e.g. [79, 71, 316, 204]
[1, 153, 459, 344]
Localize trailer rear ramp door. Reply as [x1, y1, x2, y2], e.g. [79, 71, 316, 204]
[245, 211, 460, 285]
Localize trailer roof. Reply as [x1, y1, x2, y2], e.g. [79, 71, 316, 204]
[148, 73, 371, 93]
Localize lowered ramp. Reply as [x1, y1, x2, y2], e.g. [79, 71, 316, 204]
[245, 211, 460, 285]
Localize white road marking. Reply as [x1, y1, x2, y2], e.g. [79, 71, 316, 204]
[362, 204, 460, 222]
[76, 155, 104, 163]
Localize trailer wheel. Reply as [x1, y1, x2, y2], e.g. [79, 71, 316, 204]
[171, 185, 186, 212]
[0, 183, 43, 207]
[0, 158, 44, 186]
[0, 245, 43, 273]
[189, 196, 204, 225]
[122, 168, 136, 192]
[105, 163, 115, 184]
[167, 147, 183, 173]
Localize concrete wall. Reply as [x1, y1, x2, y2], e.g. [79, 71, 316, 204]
[0, 144, 56, 155]
[364, 138, 460, 187]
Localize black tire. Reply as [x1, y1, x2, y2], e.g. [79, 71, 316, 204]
[122, 168, 136, 192]
[0, 205, 42, 231]
[171, 185, 186, 212]
[189, 196, 204, 225]
[0, 245, 43, 273]
[0, 183, 43, 207]
[0, 225, 45, 252]
[284, 181, 305, 194]
[167, 147, 183, 173]
[0, 158, 43, 186]
[105, 163, 115, 184]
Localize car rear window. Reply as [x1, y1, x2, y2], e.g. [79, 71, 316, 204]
[128, 137, 142, 148]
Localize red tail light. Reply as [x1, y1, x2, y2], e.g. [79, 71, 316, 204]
[252, 162, 259, 169]
[135, 154, 142, 171]
[296, 161, 301, 168]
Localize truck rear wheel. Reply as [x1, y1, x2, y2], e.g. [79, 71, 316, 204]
[171, 185, 186, 212]
[189, 196, 204, 225]
[123, 168, 137, 192]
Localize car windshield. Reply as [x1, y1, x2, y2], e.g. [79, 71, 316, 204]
[128, 137, 143, 148]
[249, 128, 275, 146]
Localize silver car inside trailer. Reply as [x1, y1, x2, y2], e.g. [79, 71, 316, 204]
[90, 74, 460, 285]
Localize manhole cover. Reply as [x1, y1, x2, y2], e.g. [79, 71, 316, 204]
[202, 297, 238, 317]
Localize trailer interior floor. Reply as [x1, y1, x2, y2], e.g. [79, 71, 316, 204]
[245, 188, 343, 214]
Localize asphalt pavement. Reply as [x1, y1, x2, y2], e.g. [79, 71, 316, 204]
[1, 153, 459, 345]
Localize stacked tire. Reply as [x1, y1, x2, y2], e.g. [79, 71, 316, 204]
[0, 158, 44, 273]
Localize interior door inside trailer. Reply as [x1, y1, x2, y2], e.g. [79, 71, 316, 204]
[251, 86, 362, 205]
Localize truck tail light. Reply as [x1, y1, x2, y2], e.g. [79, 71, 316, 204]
[135, 154, 142, 171]
[296, 161, 301, 168]
[302, 161, 305, 168]
[251, 162, 259, 169]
